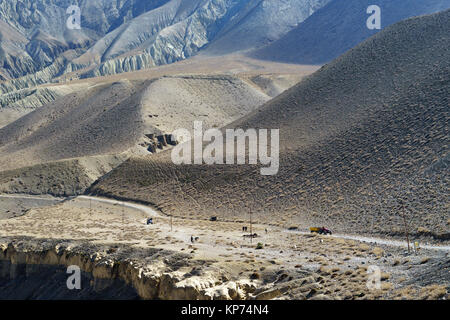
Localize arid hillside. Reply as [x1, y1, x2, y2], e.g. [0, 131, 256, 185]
[0, 55, 311, 195]
[252, 0, 450, 65]
[0, 54, 314, 129]
[0, 79, 144, 171]
[91, 10, 450, 240]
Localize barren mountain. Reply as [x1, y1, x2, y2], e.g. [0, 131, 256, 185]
[0, 72, 292, 172]
[252, 0, 450, 64]
[0, 55, 311, 195]
[91, 10, 450, 240]
[0, 53, 314, 129]
[0, 0, 328, 88]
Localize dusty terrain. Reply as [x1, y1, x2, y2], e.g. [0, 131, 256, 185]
[0, 8, 448, 301]
[0, 55, 314, 196]
[91, 10, 450, 240]
[0, 196, 448, 300]
[0, 55, 315, 130]
[0, 155, 127, 196]
[0, 194, 62, 220]
[0, 82, 91, 129]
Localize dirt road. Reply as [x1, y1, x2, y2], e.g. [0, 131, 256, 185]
[79, 195, 450, 252]
[2, 194, 449, 253]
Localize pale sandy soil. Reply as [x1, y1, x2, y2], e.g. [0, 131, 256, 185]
[1, 195, 448, 300]
[0, 194, 62, 219]
[61, 54, 319, 86]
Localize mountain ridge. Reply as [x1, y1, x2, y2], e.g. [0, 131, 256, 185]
[252, 0, 450, 64]
[0, 0, 329, 84]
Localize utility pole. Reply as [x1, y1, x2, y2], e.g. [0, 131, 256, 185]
[399, 200, 410, 253]
[122, 201, 125, 241]
[250, 179, 258, 245]
[89, 198, 92, 216]
[250, 210, 253, 244]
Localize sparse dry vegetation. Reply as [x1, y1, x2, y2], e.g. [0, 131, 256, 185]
[90, 10, 450, 242]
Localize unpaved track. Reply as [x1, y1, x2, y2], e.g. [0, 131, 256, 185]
[0, 194, 63, 202]
[3, 194, 449, 252]
[80, 195, 450, 252]
[0, 194, 64, 220]
[77, 195, 159, 217]
[286, 230, 450, 252]
[327, 233, 450, 252]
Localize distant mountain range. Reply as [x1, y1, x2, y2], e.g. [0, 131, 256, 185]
[0, 0, 329, 86]
[2, 0, 448, 91]
[252, 0, 450, 64]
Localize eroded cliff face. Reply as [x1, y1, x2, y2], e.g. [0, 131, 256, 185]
[0, 238, 258, 300]
[0, 0, 330, 84]
[0, 0, 171, 80]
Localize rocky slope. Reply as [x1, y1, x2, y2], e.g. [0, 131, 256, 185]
[252, 0, 450, 64]
[0, 0, 166, 81]
[91, 9, 450, 239]
[0, 74, 276, 171]
[69, 0, 330, 78]
[0, 154, 127, 196]
[0, 65, 304, 195]
[0, 81, 91, 128]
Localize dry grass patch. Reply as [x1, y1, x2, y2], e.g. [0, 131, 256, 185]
[359, 244, 370, 251]
[420, 257, 430, 264]
[380, 272, 390, 281]
[381, 282, 393, 291]
[372, 247, 384, 257]
[419, 285, 447, 300]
